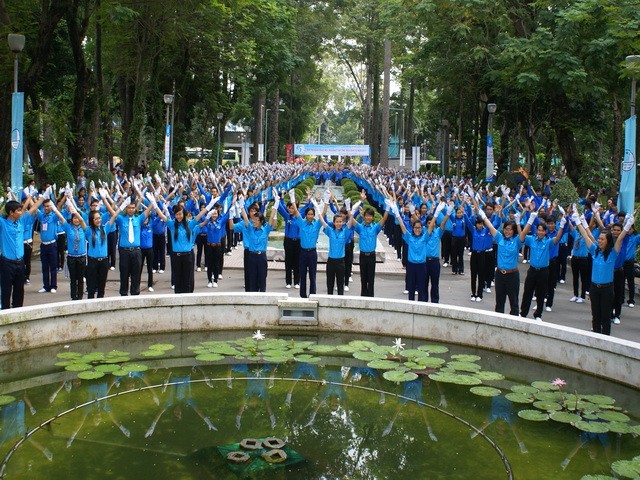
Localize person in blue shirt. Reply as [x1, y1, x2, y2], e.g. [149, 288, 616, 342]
[60, 203, 88, 301]
[450, 206, 467, 275]
[140, 215, 155, 292]
[277, 193, 302, 289]
[573, 210, 634, 335]
[230, 196, 278, 292]
[0, 198, 43, 309]
[317, 204, 355, 295]
[292, 198, 323, 298]
[622, 224, 640, 308]
[200, 204, 232, 288]
[464, 211, 492, 302]
[519, 215, 566, 321]
[85, 210, 116, 299]
[36, 197, 65, 294]
[354, 205, 389, 297]
[568, 220, 590, 303]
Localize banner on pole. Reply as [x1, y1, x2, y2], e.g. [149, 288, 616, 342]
[618, 115, 637, 215]
[11, 92, 24, 194]
[164, 124, 171, 171]
[485, 135, 495, 182]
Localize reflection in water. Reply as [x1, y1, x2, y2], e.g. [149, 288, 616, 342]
[1, 396, 52, 462]
[470, 395, 528, 453]
[230, 364, 277, 430]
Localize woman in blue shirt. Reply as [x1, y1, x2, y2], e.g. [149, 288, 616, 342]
[60, 206, 87, 301]
[317, 204, 355, 295]
[86, 210, 116, 299]
[573, 210, 634, 335]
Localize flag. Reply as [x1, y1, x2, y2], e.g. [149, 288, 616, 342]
[618, 115, 636, 215]
[11, 92, 24, 193]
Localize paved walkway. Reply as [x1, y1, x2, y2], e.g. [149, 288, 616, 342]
[16, 234, 640, 344]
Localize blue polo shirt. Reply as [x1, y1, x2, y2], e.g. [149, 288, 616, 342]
[614, 235, 629, 269]
[523, 236, 553, 268]
[324, 226, 353, 259]
[204, 211, 231, 245]
[140, 220, 153, 249]
[546, 227, 560, 259]
[63, 223, 87, 255]
[402, 230, 428, 264]
[354, 222, 382, 253]
[166, 219, 200, 253]
[22, 214, 35, 242]
[278, 203, 300, 239]
[624, 234, 640, 261]
[86, 223, 116, 258]
[36, 210, 60, 243]
[570, 230, 588, 257]
[234, 221, 273, 252]
[116, 214, 144, 248]
[0, 216, 27, 260]
[494, 232, 523, 270]
[451, 216, 465, 237]
[589, 243, 618, 284]
[295, 216, 322, 249]
[424, 227, 444, 258]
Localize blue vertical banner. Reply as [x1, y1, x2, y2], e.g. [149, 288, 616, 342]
[618, 115, 636, 215]
[164, 124, 171, 171]
[11, 92, 24, 194]
[485, 134, 495, 182]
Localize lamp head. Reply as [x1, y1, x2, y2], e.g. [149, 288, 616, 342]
[164, 94, 174, 105]
[217, 112, 223, 120]
[8, 34, 25, 53]
[487, 103, 497, 114]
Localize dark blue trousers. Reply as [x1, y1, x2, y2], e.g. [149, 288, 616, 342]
[40, 242, 58, 291]
[299, 249, 318, 298]
[406, 261, 426, 302]
[1, 257, 25, 309]
[426, 258, 441, 303]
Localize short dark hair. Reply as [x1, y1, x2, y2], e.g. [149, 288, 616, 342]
[5, 200, 21, 215]
[364, 208, 375, 217]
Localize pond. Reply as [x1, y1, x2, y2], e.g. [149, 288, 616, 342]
[1, 330, 638, 480]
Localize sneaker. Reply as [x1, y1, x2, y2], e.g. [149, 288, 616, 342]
[286, 284, 292, 289]
[545, 306, 552, 312]
[148, 287, 154, 292]
[628, 303, 635, 308]
[485, 288, 491, 293]
[171, 285, 175, 290]
[25, 279, 30, 285]
[559, 279, 565, 284]
[522, 259, 528, 264]
[458, 272, 464, 275]
[585, 291, 589, 296]
[38, 288, 47, 293]
[452, 271, 457, 275]
[218, 274, 223, 279]
[225, 252, 232, 256]
[349, 276, 353, 282]
[612, 317, 621, 325]
[344, 285, 350, 292]
[110, 266, 115, 271]
[470, 296, 477, 302]
[294, 284, 300, 289]
[534, 317, 542, 322]
[50, 289, 57, 293]
[159, 270, 164, 274]
[152, 269, 157, 273]
[443, 262, 449, 267]
[467, 251, 472, 256]
[519, 252, 523, 257]
[197, 267, 202, 272]
[207, 282, 213, 288]
[396, 257, 401, 262]
[569, 296, 578, 302]
[475, 297, 482, 302]
[403, 290, 409, 294]
[576, 297, 585, 303]
[491, 281, 495, 287]
[213, 282, 218, 288]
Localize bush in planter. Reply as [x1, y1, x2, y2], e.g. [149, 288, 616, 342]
[551, 176, 580, 207]
[87, 165, 114, 187]
[46, 162, 74, 188]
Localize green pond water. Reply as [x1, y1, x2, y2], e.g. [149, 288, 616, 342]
[0, 330, 638, 480]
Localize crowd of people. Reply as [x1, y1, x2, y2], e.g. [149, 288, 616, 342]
[0, 163, 638, 336]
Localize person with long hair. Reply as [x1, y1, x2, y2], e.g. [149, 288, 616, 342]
[573, 209, 634, 335]
[86, 210, 116, 299]
[60, 202, 88, 301]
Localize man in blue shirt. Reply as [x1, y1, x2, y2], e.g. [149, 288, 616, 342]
[36, 198, 65, 294]
[292, 200, 323, 298]
[354, 206, 389, 297]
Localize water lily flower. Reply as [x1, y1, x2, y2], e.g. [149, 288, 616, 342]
[551, 378, 566, 388]
[392, 338, 405, 353]
[252, 330, 265, 341]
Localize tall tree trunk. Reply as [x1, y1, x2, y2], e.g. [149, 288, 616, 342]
[406, 79, 415, 152]
[380, 39, 391, 167]
[268, 88, 280, 163]
[612, 92, 623, 181]
[549, 92, 582, 184]
[363, 43, 372, 151]
[371, 63, 380, 166]
[456, 95, 463, 176]
[253, 89, 266, 164]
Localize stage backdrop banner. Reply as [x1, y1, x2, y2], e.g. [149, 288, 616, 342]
[293, 144, 370, 157]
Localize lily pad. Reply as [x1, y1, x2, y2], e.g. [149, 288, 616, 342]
[370, 345, 394, 355]
[77, 370, 106, 380]
[404, 362, 427, 370]
[140, 350, 166, 357]
[95, 364, 121, 373]
[580, 475, 616, 480]
[534, 392, 564, 402]
[336, 345, 359, 353]
[121, 364, 149, 373]
[263, 356, 292, 364]
[596, 411, 629, 422]
[54, 360, 75, 367]
[611, 459, 640, 478]
[451, 354, 481, 362]
[575, 420, 609, 433]
[417, 345, 449, 354]
[470, 386, 502, 397]
[291, 341, 315, 349]
[383, 370, 418, 383]
[195, 353, 225, 362]
[367, 359, 402, 370]
[80, 352, 106, 362]
[294, 355, 321, 363]
[348, 340, 377, 350]
[400, 349, 430, 359]
[549, 412, 581, 424]
[106, 350, 130, 357]
[446, 361, 481, 372]
[474, 371, 505, 382]
[511, 385, 539, 395]
[532, 401, 563, 411]
[56, 352, 83, 359]
[418, 357, 446, 368]
[428, 372, 482, 386]
[504, 393, 534, 404]
[517, 409, 549, 421]
[102, 357, 130, 364]
[607, 421, 632, 434]
[581, 394, 615, 405]
[65, 363, 93, 372]
[531, 381, 559, 391]
[353, 351, 386, 361]
[306, 345, 335, 353]
[149, 343, 175, 351]
[0, 395, 16, 406]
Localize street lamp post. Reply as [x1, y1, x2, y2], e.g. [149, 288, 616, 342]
[216, 112, 223, 169]
[619, 55, 640, 214]
[8, 33, 25, 195]
[486, 103, 497, 182]
[163, 94, 174, 171]
[440, 120, 449, 177]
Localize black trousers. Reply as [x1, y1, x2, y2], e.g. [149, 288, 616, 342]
[246, 251, 267, 292]
[140, 247, 154, 289]
[495, 269, 520, 316]
[571, 256, 589, 299]
[195, 234, 207, 268]
[344, 242, 355, 285]
[299, 249, 318, 298]
[283, 237, 301, 286]
[613, 268, 625, 318]
[590, 283, 613, 335]
[206, 243, 224, 282]
[119, 247, 142, 296]
[451, 235, 466, 273]
[67, 255, 86, 301]
[520, 267, 548, 318]
[153, 233, 166, 270]
[86, 257, 109, 298]
[623, 260, 636, 304]
[393, 224, 403, 260]
[441, 231, 452, 263]
[558, 243, 570, 281]
[326, 257, 345, 295]
[56, 233, 66, 270]
[108, 230, 118, 268]
[0, 257, 25, 309]
[359, 252, 376, 297]
[485, 247, 496, 285]
[470, 251, 486, 298]
[173, 251, 194, 294]
[24, 241, 33, 281]
[546, 257, 559, 307]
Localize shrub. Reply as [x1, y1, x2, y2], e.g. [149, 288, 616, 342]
[87, 165, 114, 187]
[172, 158, 188, 174]
[46, 162, 74, 188]
[551, 176, 580, 207]
[147, 160, 163, 178]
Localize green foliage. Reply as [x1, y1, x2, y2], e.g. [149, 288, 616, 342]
[194, 159, 208, 172]
[46, 162, 74, 187]
[87, 166, 114, 187]
[172, 158, 189, 174]
[147, 160, 163, 178]
[551, 177, 580, 207]
[578, 155, 618, 195]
